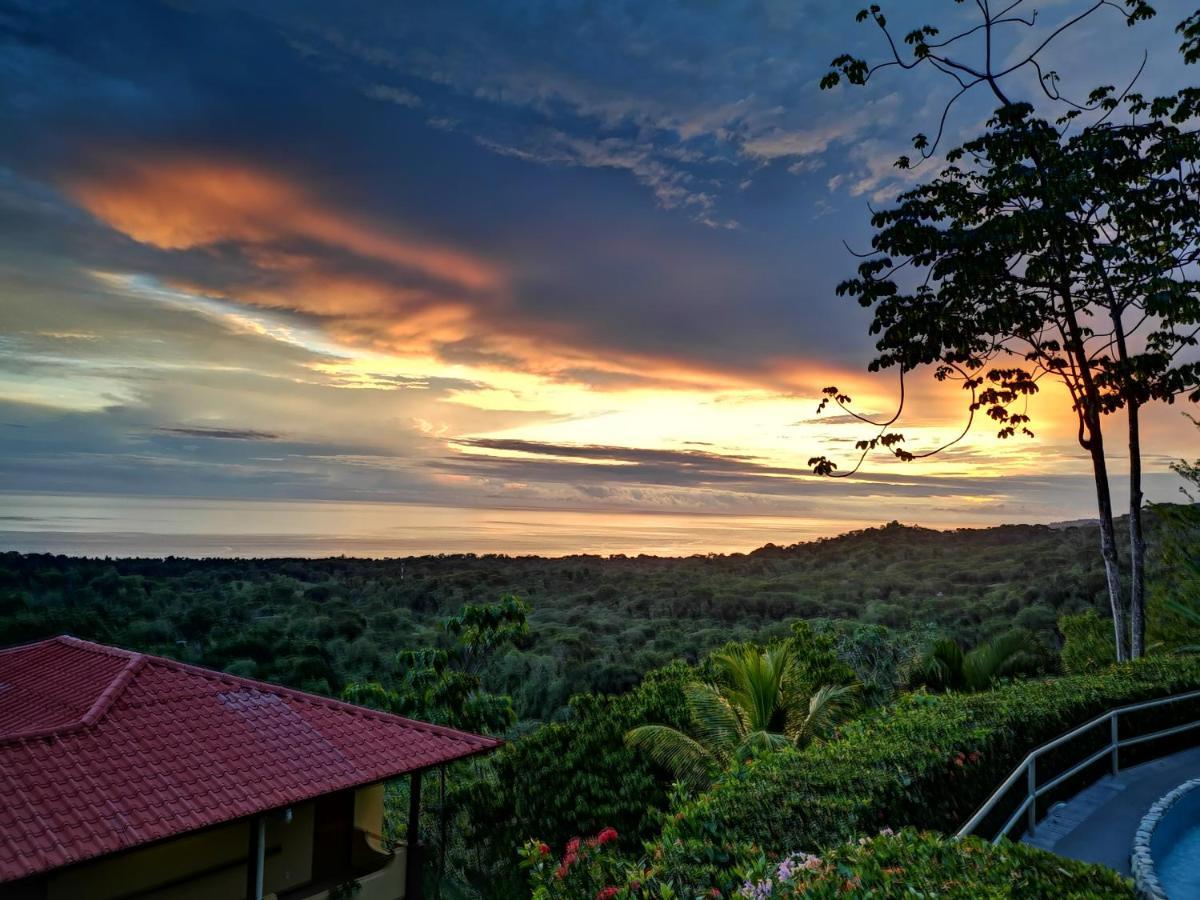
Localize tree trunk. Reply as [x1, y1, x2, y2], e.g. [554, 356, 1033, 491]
[1128, 400, 1146, 658]
[1058, 288, 1129, 664]
[1088, 234, 1144, 660]
[1087, 420, 1129, 663]
[986, 63, 1133, 661]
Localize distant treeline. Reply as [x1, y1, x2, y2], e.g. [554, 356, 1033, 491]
[0, 518, 1130, 725]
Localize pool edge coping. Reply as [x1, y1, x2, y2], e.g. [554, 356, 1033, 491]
[1132, 776, 1200, 899]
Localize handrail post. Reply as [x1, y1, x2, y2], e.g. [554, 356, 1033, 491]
[1111, 712, 1120, 775]
[1026, 759, 1037, 835]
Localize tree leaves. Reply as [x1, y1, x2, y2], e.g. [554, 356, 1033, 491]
[811, 90, 1200, 473]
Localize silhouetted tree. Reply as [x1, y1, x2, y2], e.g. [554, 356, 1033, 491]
[811, 1, 1200, 661]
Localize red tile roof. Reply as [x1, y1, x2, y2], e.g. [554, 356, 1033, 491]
[0, 635, 501, 883]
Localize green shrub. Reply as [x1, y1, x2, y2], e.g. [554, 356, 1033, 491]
[453, 661, 693, 894]
[645, 655, 1200, 891]
[731, 830, 1132, 898]
[1060, 611, 1117, 674]
[1147, 501, 1200, 652]
[531, 829, 1132, 898]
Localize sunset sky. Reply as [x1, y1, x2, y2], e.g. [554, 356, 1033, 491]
[1, 0, 1197, 552]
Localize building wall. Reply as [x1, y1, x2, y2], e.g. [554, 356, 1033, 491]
[45, 802, 315, 900]
[354, 783, 386, 857]
[290, 852, 406, 900]
[18, 781, 401, 900]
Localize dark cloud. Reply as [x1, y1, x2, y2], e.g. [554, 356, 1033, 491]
[456, 438, 761, 466]
[445, 437, 1090, 501]
[792, 414, 878, 426]
[157, 426, 281, 441]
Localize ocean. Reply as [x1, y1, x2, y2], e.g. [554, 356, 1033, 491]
[0, 492, 883, 558]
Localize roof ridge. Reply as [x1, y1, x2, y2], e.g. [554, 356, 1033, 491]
[0, 637, 146, 744]
[0, 634, 113, 659]
[80, 654, 145, 727]
[53, 635, 140, 661]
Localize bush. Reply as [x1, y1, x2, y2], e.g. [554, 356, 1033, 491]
[521, 828, 624, 899]
[730, 830, 1132, 898]
[645, 655, 1200, 892]
[1060, 611, 1117, 674]
[453, 661, 693, 894]
[1147, 501, 1200, 652]
[532, 829, 1132, 898]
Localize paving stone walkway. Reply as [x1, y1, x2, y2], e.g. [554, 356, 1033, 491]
[1023, 745, 1200, 874]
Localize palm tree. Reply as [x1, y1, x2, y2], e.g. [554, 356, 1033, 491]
[1164, 600, 1200, 654]
[624, 643, 856, 790]
[913, 631, 1040, 693]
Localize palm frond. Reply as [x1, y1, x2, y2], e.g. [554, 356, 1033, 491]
[735, 728, 793, 761]
[624, 724, 715, 790]
[717, 642, 796, 733]
[627, 644, 856, 783]
[1167, 598, 1200, 626]
[788, 683, 858, 747]
[683, 682, 744, 761]
[917, 637, 965, 691]
[963, 631, 1031, 691]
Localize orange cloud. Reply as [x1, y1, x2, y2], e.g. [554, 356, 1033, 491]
[54, 150, 1118, 462]
[62, 153, 865, 394]
[67, 157, 499, 293]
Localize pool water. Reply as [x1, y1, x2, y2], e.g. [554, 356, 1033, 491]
[1156, 822, 1200, 898]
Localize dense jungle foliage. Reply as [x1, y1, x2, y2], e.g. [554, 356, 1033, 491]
[0, 518, 1133, 725]
[2, 509, 1197, 897]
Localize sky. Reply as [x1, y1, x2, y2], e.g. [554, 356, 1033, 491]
[0, 0, 1197, 553]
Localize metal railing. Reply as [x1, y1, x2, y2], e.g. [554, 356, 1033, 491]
[957, 689, 1200, 843]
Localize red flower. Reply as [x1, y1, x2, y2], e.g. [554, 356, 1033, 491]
[566, 837, 582, 854]
[597, 827, 619, 846]
[596, 888, 619, 900]
[538, 842, 551, 856]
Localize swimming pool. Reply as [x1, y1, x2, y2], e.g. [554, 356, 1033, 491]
[1133, 777, 1200, 899]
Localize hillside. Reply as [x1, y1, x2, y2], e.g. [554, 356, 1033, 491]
[0, 518, 1123, 724]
